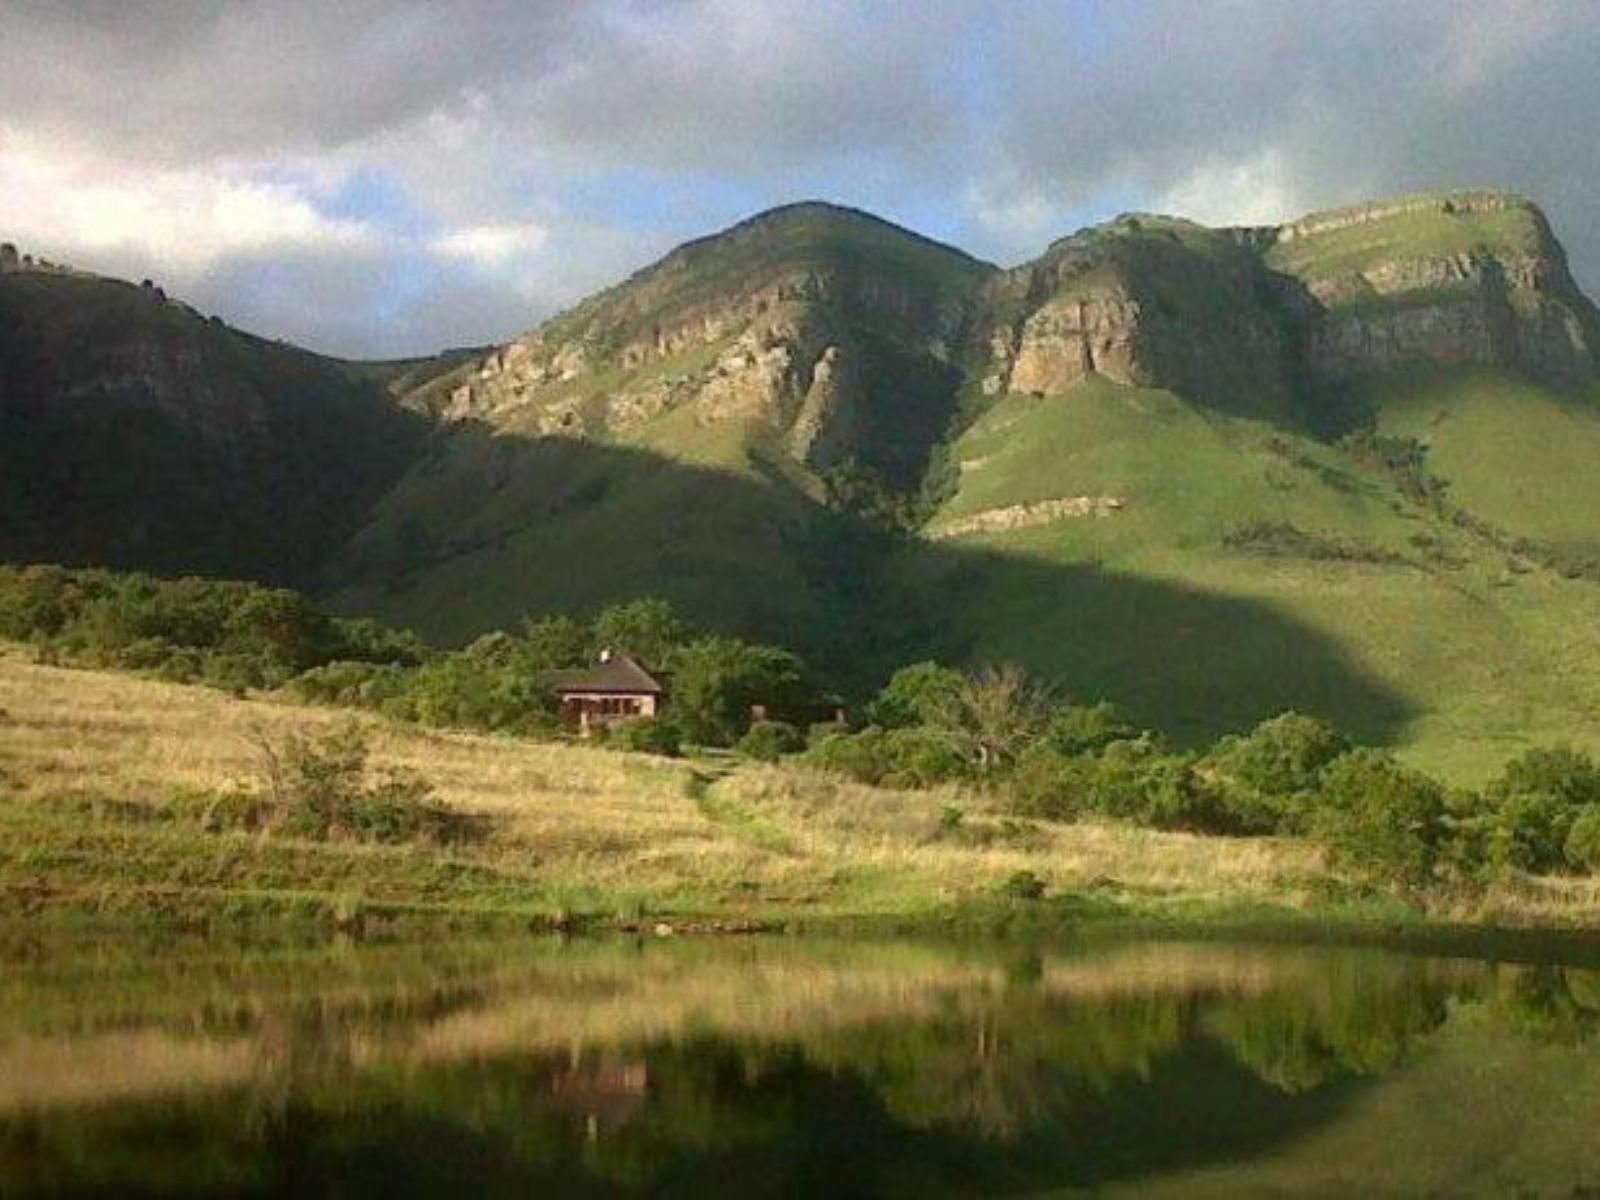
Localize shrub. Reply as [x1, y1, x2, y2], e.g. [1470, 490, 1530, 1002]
[737, 720, 804, 763]
[806, 727, 891, 786]
[1488, 745, 1600, 808]
[1205, 711, 1349, 834]
[879, 726, 968, 787]
[865, 661, 966, 730]
[1479, 746, 1600, 875]
[289, 661, 410, 708]
[1311, 750, 1449, 890]
[1040, 702, 1139, 756]
[1011, 736, 1229, 832]
[613, 715, 684, 758]
[252, 725, 481, 845]
[999, 870, 1047, 901]
[803, 725, 969, 788]
[1488, 791, 1574, 874]
[1565, 807, 1600, 874]
[807, 719, 850, 747]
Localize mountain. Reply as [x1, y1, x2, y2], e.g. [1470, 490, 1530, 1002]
[321, 191, 1600, 779]
[6, 192, 1600, 779]
[0, 250, 430, 587]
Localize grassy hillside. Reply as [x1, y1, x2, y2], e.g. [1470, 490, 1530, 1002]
[1265, 197, 1547, 283]
[0, 649, 1353, 927]
[326, 423, 826, 646]
[1366, 366, 1600, 556]
[925, 374, 1600, 782]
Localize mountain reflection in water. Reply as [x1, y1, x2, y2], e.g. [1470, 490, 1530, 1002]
[1, 933, 1598, 1197]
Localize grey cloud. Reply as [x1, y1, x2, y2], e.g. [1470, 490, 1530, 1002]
[2, 0, 1597, 356]
[976, 0, 1600, 287]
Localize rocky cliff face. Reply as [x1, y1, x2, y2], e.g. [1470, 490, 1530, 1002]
[396, 190, 1598, 526]
[1264, 192, 1599, 389]
[973, 216, 1299, 422]
[432, 203, 989, 485]
[949, 192, 1599, 423]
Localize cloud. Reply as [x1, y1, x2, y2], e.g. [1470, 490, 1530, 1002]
[0, 130, 379, 271]
[430, 223, 550, 272]
[0, 1, 1596, 356]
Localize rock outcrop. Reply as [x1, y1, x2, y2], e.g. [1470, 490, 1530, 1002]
[973, 216, 1298, 422]
[433, 203, 989, 485]
[1265, 193, 1599, 389]
[931, 495, 1126, 540]
[396, 189, 1598, 509]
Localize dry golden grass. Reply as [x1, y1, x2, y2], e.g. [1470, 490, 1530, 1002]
[0, 646, 1331, 921]
[708, 765, 1325, 914]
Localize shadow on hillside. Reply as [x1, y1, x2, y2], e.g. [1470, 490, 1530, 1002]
[327, 419, 1415, 746]
[0, 270, 434, 589]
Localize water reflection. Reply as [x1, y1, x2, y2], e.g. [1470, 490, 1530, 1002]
[1, 933, 1598, 1196]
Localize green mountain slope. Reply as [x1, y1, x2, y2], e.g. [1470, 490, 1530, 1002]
[325, 191, 1600, 779]
[921, 374, 1600, 779]
[326, 203, 996, 657]
[1366, 366, 1600, 558]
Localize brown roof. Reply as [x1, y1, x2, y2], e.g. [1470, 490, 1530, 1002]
[542, 652, 666, 696]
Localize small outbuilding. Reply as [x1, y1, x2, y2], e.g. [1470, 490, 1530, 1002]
[543, 650, 667, 735]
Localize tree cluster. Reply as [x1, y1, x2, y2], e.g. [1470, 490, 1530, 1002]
[803, 660, 1600, 895]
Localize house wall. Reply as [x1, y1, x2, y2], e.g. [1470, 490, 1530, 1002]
[559, 691, 660, 734]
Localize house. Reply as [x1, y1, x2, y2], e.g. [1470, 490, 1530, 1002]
[543, 650, 667, 735]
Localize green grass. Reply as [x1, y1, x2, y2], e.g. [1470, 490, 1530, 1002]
[1367, 367, 1600, 555]
[1266, 196, 1546, 281]
[926, 375, 1600, 782]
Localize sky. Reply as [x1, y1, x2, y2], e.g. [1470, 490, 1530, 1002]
[2, 0, 1596, 359]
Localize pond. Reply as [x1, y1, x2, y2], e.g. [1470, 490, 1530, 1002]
[2, 930, 1599, 1197]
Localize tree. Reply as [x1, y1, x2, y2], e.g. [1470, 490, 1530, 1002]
[865, 661, 965, 729]
[925, 663, 1052, 774]
[1041, 701, 1139, 756]
[1206, 711, 1350, 833]
[593, 597, 686, 666]
[519, 614, 591, 671]
[1312, 751, 1449, 890]
[1482, 746, 1600, 874]
[669, 636, 807, 746]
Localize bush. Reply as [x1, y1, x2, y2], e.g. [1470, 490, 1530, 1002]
[1488, 791, 1574, 874]
[252, 725, 481, 845]
[999, 870, 1047, 901]
[1040, 702, 1139, 756]
[1476, 747, 1600, 875]
[737, 720, 804, 763]
[879, 726, 968, 787]
[613, 715, 684, 758]
[1011, 736, 1229, 832]
[807, 719, 850, 747]
[803, 725, 968, 788]
[806, 727, 891, 785]
[1311, 751, 1449, 890]
[865, 661, 966, 730]
[1205, 711, 1349, 834]
[1565, 807, 1600, 874]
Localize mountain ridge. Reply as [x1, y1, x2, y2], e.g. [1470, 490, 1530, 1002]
[6, 188, 1600, 778]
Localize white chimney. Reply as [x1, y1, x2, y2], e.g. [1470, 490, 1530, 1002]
[599, 648, 613, 663]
